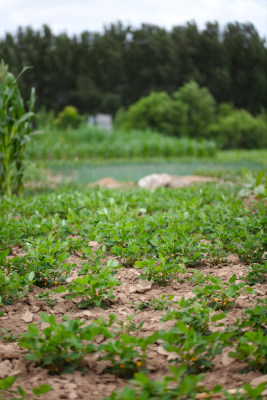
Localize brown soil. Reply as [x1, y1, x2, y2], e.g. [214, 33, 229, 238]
[1, 245, 267, 400]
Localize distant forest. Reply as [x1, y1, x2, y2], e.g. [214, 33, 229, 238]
[0, 21, 266, 115]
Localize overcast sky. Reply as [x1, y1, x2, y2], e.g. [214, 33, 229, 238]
[0, 0, 266, 39]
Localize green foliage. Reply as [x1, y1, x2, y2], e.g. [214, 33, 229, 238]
[117, 81, 216, 140]
[19, 312, 113, 374]
[243, 263, 267, 286]
[161, 297, 225, 335]
[2, 22, 266, 117]
[104, 365, 205, 400]
[0, 269, 34, 305]
[0, 376, 50, 399]
[135, 294, 175, 311]
[193, 275, 255, 310]
[60, 261, 121, 308]
[27, 125, 218, 159]
[238, 169, 267, 199]
[98, 332, 157, 378]
[160, 322, 229, 373]
[54, 105, 81, 129]
[0, 60, 35, 196]
[172, 80, 216, 138]
[119, 92, 175, 135]
[229, 329, 267, 373]
[208, 109, 267, 149]
[11, 234, 74, 287]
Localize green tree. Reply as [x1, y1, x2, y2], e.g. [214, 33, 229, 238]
[173, 81, 216, 138]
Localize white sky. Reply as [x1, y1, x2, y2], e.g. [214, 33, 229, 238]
[0, 0, 266, 39]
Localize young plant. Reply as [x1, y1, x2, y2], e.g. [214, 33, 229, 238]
[240, 301, 267, 333]
[103, 364, 205, 400]
[160, 322, 229, 373]
[58, 263, 121, 309]
[161, 297, 225, 335]
[0, 328, 20, 342]
[135, 255, 186, 286]
[243, 262, 267, 286]
[229, 329, 267, 373]
[0, 376, 50, 400]
[0, 60, 35, 196]
[19, 312, 113, 374]
[135, 294, 175, 311]
[224, 382, 267, 400]
[98, 333, 157, 378]
[193, 274, 254, 310]
[35, 291, 57, 308]
[0, 270, 34, 305]
[13, 235, 74, 287]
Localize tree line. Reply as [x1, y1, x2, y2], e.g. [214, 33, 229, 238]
[0, 21, 266, 115]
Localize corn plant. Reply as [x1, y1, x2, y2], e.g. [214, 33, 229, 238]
[0, 60, 35, 196]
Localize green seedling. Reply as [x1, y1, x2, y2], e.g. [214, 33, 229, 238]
[57, 264, 121, 308]
[0, 376, 51, 399]
[103, 364, 205, 400]
[160, 322, 230, 373]
[161, 297, 225, 335]
[238, 169, 267, 199]
[0, 270, 34, 305]
[12, 235, 74, 287]
[240, 301, 267, 333]
[135, 294, 175, 311]
[0, 328, 19, 342]
[19, 312, 113, 374]
[243, 262, 267, 286]
[189, 270, 210, 285]
[193, 274, 255, 310]
[116, 315, 144, 336]
[224, 382, 267, 400]
[207, 239, 231, 264]
[234, 233, 265, 265]
[135, 255, 186, 286]
[35, 291, 57, 308]
[98, 333, 158, 378]
[229, 329, 267, 373]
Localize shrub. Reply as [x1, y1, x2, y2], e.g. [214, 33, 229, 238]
[119, 92, 175, 135]
[0, 60, 35, 196]
[208, 109, 267, 149]
[172, 81, 216, 138]
[54, 105, 81, 129]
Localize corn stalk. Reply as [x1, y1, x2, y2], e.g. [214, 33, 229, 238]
[0, 60, 35, 196]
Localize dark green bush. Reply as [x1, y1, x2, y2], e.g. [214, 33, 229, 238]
[172, 81, 216, 138]
[208, 109, 267, 149]
[54, 106, 81, 129]
[119, 92, 176, 135]
[116, 81, 216, 139]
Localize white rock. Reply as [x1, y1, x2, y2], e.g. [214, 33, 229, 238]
[21, 310, 34, 323]
[138, 174, 172, 189]
[0, 360, 13, 378]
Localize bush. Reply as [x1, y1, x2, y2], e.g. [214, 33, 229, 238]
[116, 82, 216, 139]
[0, 60, 35, 196]
[208, 109, 267, 149]
[172, 81, 216, 139]
[54, 106, 81, 129]
[119, 92, 175, 135]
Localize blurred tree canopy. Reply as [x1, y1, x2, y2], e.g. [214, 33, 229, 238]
[0, 21, 266, 115]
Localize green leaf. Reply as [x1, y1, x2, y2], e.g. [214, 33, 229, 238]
[32, 384, 51, 395]
[0, 375, 17, 390]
